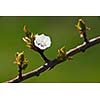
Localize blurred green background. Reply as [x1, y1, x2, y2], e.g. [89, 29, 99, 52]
[0, 16, 100, 83]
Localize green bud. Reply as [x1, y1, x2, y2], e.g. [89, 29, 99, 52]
[23, 25, 31, 38]
[14, 51, 28, 67]
[16, 51, 24, 66]
[57, 46, 67, 61]
[75, 19, 86, 32]
[22, 37, 32, 47]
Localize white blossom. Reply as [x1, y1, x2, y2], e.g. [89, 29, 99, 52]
[34, 34, 51, 50]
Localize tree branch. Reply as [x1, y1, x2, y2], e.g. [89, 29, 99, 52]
[6, 36, 100, 83]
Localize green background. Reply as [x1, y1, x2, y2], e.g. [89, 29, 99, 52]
[0, 16, 100, 83]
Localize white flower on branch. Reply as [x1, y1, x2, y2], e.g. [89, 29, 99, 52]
[34, 34, 51, 50]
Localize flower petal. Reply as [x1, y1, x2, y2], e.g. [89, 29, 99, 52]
[34, 34, 51, 50]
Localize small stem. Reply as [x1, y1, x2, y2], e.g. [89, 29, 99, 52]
[82, 32, 89, 52]
[83, 32, 89, 44]
[39, 51, 50, 63]
[18, 65, 23, 80]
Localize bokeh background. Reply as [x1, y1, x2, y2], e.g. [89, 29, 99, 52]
[0, 16, 100, 83]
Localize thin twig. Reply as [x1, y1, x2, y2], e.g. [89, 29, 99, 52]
[6, 36, 100, 83]
[18, 65, 23, 80]
[39, 51, 50, 63]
